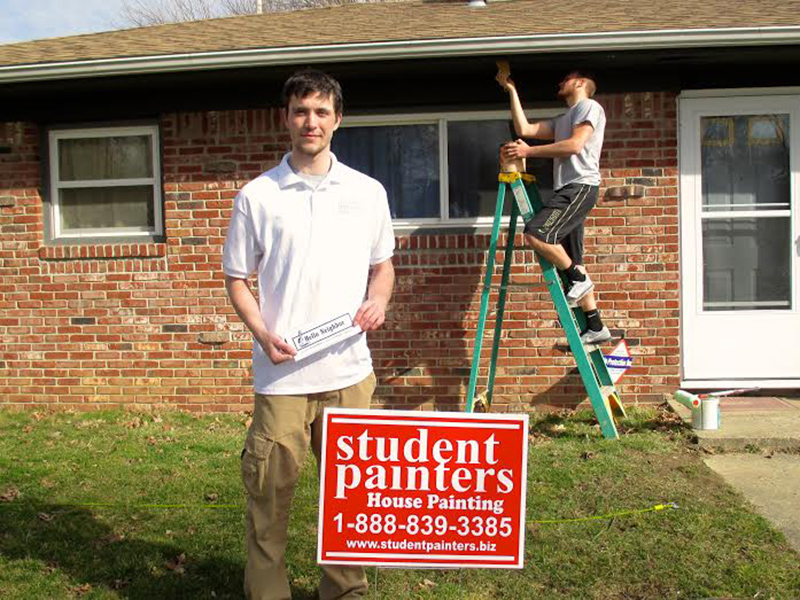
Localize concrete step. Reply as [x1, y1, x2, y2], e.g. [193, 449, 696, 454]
[667, 396, 800, 453]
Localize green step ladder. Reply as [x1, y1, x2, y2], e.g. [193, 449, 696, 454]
[465, 170, 626, 440]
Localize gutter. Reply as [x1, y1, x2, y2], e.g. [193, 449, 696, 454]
[1, 26, 800, 84]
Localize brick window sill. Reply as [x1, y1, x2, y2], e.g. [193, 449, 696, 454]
[38, 243, 166, 260]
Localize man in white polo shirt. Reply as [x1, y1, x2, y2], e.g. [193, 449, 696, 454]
[223, 69, 395, 600]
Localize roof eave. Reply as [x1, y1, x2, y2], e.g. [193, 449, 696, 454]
[2, 26, 799, 84]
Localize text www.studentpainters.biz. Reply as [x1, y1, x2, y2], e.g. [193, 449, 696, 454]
[345, 539, 494, 552]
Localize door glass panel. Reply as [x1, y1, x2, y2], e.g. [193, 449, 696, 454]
[701, 115, 790, 212]
[700, 113, 793, 311]
[702, 217, 791, 310]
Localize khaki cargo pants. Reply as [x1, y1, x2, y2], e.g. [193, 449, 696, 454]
[241, 372, 376, 600]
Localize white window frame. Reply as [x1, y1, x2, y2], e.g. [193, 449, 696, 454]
[48, 125, 163, 240]
[340, 109, 560, 231]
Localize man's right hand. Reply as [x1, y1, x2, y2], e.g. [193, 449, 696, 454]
[495, 60, 516, 93]
[257, 331, 296, 365]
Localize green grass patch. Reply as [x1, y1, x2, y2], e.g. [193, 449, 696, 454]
[0, 407, 798, 599]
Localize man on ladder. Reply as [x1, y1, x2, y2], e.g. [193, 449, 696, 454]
[496, 67, 611, 345]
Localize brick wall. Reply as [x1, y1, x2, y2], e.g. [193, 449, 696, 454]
[0, 91, 679, 412]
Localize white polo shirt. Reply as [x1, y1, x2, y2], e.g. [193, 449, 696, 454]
[223, 153, 395, 395]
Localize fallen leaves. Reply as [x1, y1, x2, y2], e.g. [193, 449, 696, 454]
[72, 583, 93, 596]
[418, 578, 437, 590]
[145, 434, 176, 447]
[527, 432, 552, 447]
[0, 486, 20, 502]
[653, 404, 685, 430]
[37, 512, 55, 522]
[125, 416, 145, 429]
[165, 552, 187, 575]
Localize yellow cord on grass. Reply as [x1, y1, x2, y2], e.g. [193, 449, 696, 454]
[530, 502, 679, 524]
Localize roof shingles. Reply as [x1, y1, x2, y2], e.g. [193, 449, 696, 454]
[1, 0, 799, 67]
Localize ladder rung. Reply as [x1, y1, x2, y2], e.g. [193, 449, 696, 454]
[601, 385, 617, 399]
[581, 339, 609, 355]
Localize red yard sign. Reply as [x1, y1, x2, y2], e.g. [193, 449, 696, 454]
[317, 409, 529, 569]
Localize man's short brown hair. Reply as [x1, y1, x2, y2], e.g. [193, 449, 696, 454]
[564, 70, 597, 97]
[281, 69, 344, 115]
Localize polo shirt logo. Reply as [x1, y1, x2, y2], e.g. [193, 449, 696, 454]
[338, 198, 363, 215]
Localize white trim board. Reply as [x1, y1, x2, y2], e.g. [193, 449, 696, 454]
[681, 379, 800, 390]
[681, 87, 800, 98]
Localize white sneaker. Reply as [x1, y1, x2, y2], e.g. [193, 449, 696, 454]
[566, 275, 594, 306]
[580, 326, 611, 345]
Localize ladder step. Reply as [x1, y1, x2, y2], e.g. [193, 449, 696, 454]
[601, 385, 617, 398]
[602, 386, 627, 418]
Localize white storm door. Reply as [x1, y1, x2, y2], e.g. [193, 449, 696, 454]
[680, 95, 800, 387]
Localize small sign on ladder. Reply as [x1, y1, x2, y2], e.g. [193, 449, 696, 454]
[603, 339, 633, 384]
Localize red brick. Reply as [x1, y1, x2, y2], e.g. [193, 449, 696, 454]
[0, 93, 681, 412]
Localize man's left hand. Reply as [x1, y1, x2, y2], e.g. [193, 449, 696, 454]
[354, 299, 387, 331]
[502, 139, 531, 159]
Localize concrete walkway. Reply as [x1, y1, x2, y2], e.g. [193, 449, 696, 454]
[668, 396, 800, 553]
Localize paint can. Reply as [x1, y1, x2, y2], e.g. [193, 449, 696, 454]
[673, 390, 720, 430]
[700, 397, 720, 430]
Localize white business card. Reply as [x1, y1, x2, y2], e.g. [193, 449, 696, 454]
[287, 312, 363, 362]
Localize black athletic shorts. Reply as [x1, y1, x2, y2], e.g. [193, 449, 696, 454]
[523, 183, 599, 265]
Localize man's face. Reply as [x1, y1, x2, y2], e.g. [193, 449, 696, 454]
[557, 75, 580, 99]
[284, 92, 342, 158]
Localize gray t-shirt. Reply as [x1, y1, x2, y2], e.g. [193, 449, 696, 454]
[293, 169, 327, 190]
[549, 98, 606, 190]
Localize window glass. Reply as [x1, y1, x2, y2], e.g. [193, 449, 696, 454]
[58, 135, 153, 181]
[448, 120, 553, 218]
[333, 116, 555, 222]
[60, 186, 155, 230]
[333, 124, 440, 219]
